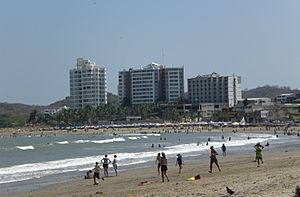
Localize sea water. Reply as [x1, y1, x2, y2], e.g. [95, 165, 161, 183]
[0, 130, 298, 194]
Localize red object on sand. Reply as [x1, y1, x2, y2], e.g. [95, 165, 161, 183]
[186, 174, 201, 181]
[138, 181, 152, 186]
[194, 175, 201, 180]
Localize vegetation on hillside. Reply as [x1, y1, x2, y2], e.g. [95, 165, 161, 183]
[0, 114, 26, 127]
[1, 85, 300, 128]
[26, 103, 184, 127]
[0, 103, 42, 128]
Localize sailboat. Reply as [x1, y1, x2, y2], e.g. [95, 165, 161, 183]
[239, 117, 246, 126]
[232, 117, 246, 126]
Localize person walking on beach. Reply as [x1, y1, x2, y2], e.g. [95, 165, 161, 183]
[101, 155, 111, 177]
[254, 143, 264, 167]
[155, 153, 161, 175]
[112, 155, 118, 176]
[209, 146, 221, 173]
[160, 152, 170, 182]
[176, 154, 183, 173]
[93, 162, 104, 185]
[221, 143, 227, 156]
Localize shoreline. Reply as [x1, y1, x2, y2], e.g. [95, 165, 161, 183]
[3, 143, 300, 197]
[1, 125, 300, 137]
[1, 127, 300, 197]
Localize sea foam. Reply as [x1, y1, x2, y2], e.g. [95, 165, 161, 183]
[16, 146, 34, 150]
[128, 137, 141, 140]
[55, 141, 69, 145]
[91, 137, 125, 144]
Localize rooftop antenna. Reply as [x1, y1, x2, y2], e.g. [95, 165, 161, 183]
[162, 48, 165, 65]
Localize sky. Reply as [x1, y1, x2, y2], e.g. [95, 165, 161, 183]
[1, 0, 300, 105]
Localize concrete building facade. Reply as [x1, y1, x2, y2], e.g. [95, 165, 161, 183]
[275, 93, 297, 103]
[69, 58, 107, 109]
[118, 63, 184, 105]
[235, 97, 273, 113]
[118, 70, 131, 105]
[164, 67, 184, 103]
[188, 72, 242, 108]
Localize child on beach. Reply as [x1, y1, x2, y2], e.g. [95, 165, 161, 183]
[84, 170, 93, 179]
[93, 162, 104, 185]
[112, 155, 118, 176]
[155, 153, 161, 175]
[160, 152, 170, 182]
[254, 143, 264, 167]
[176, 154, 183, 173]
[101, 155, 111, 177]
[209, 146, 221, 173]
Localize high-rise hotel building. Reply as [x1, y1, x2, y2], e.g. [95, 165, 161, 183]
[164, 67, 185, 103]
[118, 63, 184, 105]
[69, 58, 107, 108]
[188, 72, 241, 107]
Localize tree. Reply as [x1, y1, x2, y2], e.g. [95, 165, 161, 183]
[0, 114, 25, 128]
[27, 110, 38, 124]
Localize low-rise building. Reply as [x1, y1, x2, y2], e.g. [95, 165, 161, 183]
[269, 103, 300, 121]
[188, 72, 242, 108]
[198, 103, 227, 119]
[43, 106, 69, 115]
[275, 93, 297, 103]
[235, 97, 273, 113]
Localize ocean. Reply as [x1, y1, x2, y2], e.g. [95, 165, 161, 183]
[0, 130, 298, 194]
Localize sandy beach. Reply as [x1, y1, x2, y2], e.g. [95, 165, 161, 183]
[3, 139, 300, 197]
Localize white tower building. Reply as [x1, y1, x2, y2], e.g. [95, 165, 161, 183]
[118, 63, 184, 105]
[69, 58, 107, 108]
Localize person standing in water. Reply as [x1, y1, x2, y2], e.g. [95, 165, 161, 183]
[221, 143, 227, 156]
[101, 155, 111, 177]
[209, 146, 221, 173]
[112, 155, 118, 176]
[160, 152, 170, 182]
